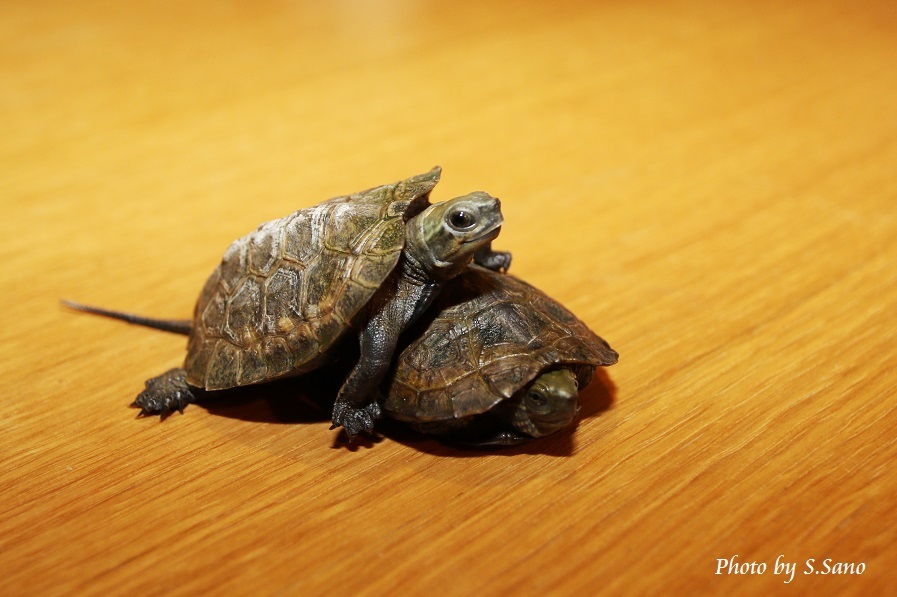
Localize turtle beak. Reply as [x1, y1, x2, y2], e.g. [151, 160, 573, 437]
[545, 397, 578, 427]
[478, 198, 503, 238]
[468, 223, 502, 244]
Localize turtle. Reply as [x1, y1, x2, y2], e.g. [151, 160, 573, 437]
[382, 266, 618, 446]
[63, 167, 511, 438]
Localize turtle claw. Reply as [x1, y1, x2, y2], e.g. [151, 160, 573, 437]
[365, 400, 382, 420]
[132, 368, 196, 420]
[331, 401, 381, 438]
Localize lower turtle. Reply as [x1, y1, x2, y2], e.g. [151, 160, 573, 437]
[64, 167, 510, 438]
[382, 266, 618, 446]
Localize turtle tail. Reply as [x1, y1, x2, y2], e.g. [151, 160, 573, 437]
[61, 300, 192, 335]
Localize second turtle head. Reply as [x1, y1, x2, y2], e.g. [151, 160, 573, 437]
[510, 368, 580, 438]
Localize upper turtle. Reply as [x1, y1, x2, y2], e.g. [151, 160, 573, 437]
[62, 166, 509, 439]
[183, 167, 444, 390]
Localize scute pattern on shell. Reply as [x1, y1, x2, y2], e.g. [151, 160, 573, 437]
[184, 167, 442, 390]
[384, 267, 618, 423]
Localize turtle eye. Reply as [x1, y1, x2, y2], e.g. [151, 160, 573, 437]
[448, 209, 476, 230]
[528, 391, 546, 407]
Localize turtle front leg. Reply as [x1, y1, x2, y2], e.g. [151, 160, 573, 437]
[474, 243, 512, 272]
[330, 295, 410, 437]
[330, 327, 397, 437]
[133, 368, 197, 419]
[331, 278, 438, 438]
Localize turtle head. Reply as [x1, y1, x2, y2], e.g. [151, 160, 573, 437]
[405, 192, 503, 280]
[510, 369, 580, 438]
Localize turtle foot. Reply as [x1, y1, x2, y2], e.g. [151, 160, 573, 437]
[132, 368, 196, 419]
[473, 247, 512, 273]
[330, 401, 381, 438]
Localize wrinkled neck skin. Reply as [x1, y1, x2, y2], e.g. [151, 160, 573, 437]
[510, 405, 575, 439]
[513, 410, 577, 438]
[511, 404, 544, 438]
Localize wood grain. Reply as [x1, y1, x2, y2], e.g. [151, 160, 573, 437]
[2, 0, 896, 594]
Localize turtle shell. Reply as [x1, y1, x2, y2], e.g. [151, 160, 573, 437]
[383, 266, 618, 424]
[184, 167, 442, 390]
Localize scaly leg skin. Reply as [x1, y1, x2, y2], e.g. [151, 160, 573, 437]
[330, 315, 399, 437]
[473, 243, 512, 272]
[133, 368, 197, 419]
[331, 276, 439, 439]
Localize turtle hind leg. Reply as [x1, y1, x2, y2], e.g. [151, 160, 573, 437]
[133, 368, 197, 419]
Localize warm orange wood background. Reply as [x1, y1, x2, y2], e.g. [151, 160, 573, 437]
[2, 0, 896, 594]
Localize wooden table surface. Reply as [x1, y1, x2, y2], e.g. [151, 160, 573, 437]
[3, 0, 896, 594]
